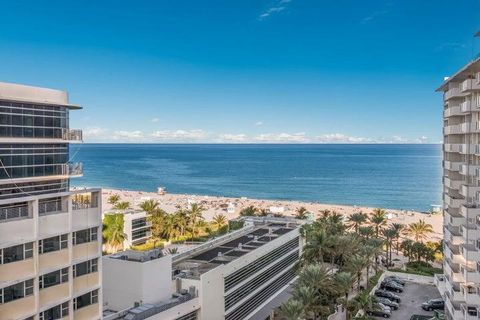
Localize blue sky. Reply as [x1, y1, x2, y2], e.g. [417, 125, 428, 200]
[0, 0, 479, 143]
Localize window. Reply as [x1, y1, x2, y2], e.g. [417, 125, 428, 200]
[39, 234, 68, 254]
[0, 242, 33, 264]
[0, 279, 34, 303]
[132, 218, 147, 229]
[39, 301, 69, 320]
[74, 289, 98, 310]
[73, 259, 98, 278]
[73, 227, 97, 245]
[39, 268, 69, 289]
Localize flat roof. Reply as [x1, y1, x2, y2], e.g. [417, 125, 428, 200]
[436, 57, 480, 91]
[173, 219, 300, 278]
[0, 81, 81, 109]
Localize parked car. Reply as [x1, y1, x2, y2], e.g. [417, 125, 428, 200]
[375, 289, 401, 303]
[381, 280, 404, 293]
[384, 275, 406, 286]
[366, 303, 392, 318]
[376, 297, 399, 310]
[422, 298, 445, 311]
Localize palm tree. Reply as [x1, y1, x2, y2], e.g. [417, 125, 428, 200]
[334, 271, 355, 319]
[358, 226, 374, 240]
[292, 285, 317, 319]
[301, 228, 328, 264]
[212, 214, 227, 230]
[390, 223, 404, 254]
[164, 214, 181, 240]
[353, 291, 374, 318]
[189, 203, 205, 236]
[174, 209, 189, 237]
[346, 254, 368, 290]
[279, 299, 305, 320]
[148, 208, 167, 247]
[107, 194, 120, 205]
[404, 219, 433, 242]
[347, 212, 368, 233]
[258, 208, 269, 217]
[102, 214, 125, 253]
[360, 245, 377, 285]
[296, 207, 309, 219]
[400, 239, 414, 262]
[383, 228, 397, 266]
[239, 205, 257, 216]
[369, 208, 387, 237]
[114, 201, 131, 210]
[139, 199, 159, 214]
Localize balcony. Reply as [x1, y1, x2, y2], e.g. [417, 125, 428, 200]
[461, 264, 480, 284]
[445, 160, 462, 172]
[445, 296, 463, 319]
[446, 278, 463, 301]
[460, 184, 480, 198]
[445, 143, 462, 153]
[461, 100, 472, 112]
[460, 164, 480, 176]
[64, 162, 83, 177]
[461, 79, 480, 92]
[461, 303, 479, 319]
[461, 243, 480, 262]
[461, 204, 480, 218]
[444, 124, 463, 135]
[461, 223, 479, 240]
[445, 177, 464, 190]
[445, 87, 465, 100]
[445, 106, 463, 117]
[445, 208, 464, 226]
[444, 193, 465, 208]
[460, 143, 477, 154]
[445, 225, 463, 245]
[63, 129, 83, 142]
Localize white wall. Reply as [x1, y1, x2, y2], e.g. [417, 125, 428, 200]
[102, 254, 173, 311]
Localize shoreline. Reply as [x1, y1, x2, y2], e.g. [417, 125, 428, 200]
[100, 188, 443, 242]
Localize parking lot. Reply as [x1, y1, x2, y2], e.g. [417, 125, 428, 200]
[374, 280, 442, 319]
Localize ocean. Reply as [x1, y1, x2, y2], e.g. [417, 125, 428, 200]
[71, 144, 442, 212]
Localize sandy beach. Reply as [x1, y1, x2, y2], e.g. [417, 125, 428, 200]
[101, 188, 443, 242]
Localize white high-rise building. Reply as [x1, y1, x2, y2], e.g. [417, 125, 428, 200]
[436, 58, 480, 320]
[0, 82, 103, 320]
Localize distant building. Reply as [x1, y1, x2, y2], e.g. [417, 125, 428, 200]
[104, 210, 152, 249]
[102, 217, 305, 320]
[0, 82, 102, 320]
[436, 58, 480, 320]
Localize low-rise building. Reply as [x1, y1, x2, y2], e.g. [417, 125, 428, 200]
[102, 217, 305, 320]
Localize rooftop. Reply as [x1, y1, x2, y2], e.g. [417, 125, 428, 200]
[436, 58, 480, 91]
[0, 81, 81, 109]
[109, 249, 164, 263]
[172, 217, 302, 279]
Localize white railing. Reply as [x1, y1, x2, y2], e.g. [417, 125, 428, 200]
[62, 129, 83, 141]
[0, 203, 29, 222]
[63, 162, 83, 176]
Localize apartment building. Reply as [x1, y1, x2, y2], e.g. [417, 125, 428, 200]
[437, 58, 480, 320]
[102, 217, 304, 320]
[103, 210, 151, 249]
[0, 82, 102, 320]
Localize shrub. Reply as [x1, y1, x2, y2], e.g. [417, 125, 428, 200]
[131, 241, 164, 251]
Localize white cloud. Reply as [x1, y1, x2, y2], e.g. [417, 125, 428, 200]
[218, 134, 248, 142]
[151, 117, 160, 123]
[316, 133, 373, 143]
[151, 129, 208, 141]
[113, 130, 144, 141]
[255, 132, 308, 143]
[255, 121, 263, 126]
[83, 127, 108, 138]
[258, 0, 292, 20]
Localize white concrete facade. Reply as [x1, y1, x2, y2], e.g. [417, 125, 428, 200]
[438, 58, 480, 320]
[103, 217, 304, 320]
[0, 82, 102, 320]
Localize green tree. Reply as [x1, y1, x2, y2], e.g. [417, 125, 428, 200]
[102, 214, 125, 253]
[369, 208, 387, 238]
[189, 203, 205, 236]
[107, 194, 120, 205]
[346, 254, 368, 290]
[139, 199, 160, 214]
[279, 299, 305, 320]
[239, 205, 257, 217]
[346, 212, 368, 233]
[358, 226, 374, 240]
[212, 214, 227, 230]
[148, 208, 167, 247]
[404, 219, 433, 242]
[400, 239, 414, 262]
[114, 201, 131, 210]
[383, 228, 397, 266]
[390, 223, 404, 254]
[296, 207, 309, 220]
[301, 228, 328, 265]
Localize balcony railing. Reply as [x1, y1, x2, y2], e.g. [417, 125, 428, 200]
[63, 162, 83, 177]
[62, 129, 83, 142]
[0, 203, 29, 222]
[461, 79, 480, 92]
